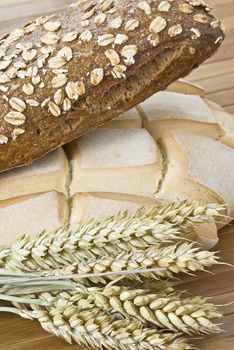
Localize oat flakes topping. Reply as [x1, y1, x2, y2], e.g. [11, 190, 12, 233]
[63, 97, 72, 112]
[82, 8, 95, 21]
[109, 17, 123, 29]
[27, 66, 38, 77]
[0, 74, 10, 84]
[125, 19, 140, 32]
[105, 49, 120, 66]
[0, 135, 8, 144]
[187, 0, 205, 6]
[4, 111, 26, 126]
[32, 75, 41, 85]
[0, 60, 12, 71]
[66, 82, 79, 101]
[52, 74, 68, 88]
[158, 1, 171, 12]
[54, 89, 64, 105]
[26, 99, 39, 107]
[76, 81, 86, 96]
[48, 101, 61, 116]
[90, 68, 104, 86]
[80, 30, 93, 42]
[48, 56, 66, 69]
[190, 27, 201, 39]
[95, 13, 107, 25]
[138, 1, 151, 15]
[114, 34, 128, 45]
[147, 33, 160, 47]
[81, 20, 90, 27]
[41, 32, 60, 45]
[12, 128, 25, 140]
[98, 34, 115, 46]
[215, 36, 223, 45]
[23, 83, 35, 97]
[168, 24, 183, 37]
[111, 65, 127, 79]
[44, 21, 61, 32]
[62, 31, 78, 42]
[121, 45, 138, 66]
[9, 97, 26, 112]
[22, 49, 37, 62]
[100, 0, 113, 12]
[179, 3, 194, 14]
[58, 47, 73, 61]
[193, 14, 208, 24]
[149, 16, 167, 34]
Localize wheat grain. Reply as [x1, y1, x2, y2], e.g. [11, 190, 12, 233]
[30, 286, 221, 335]
[91, 286, 222, 334]
[12, 302, 192, 350]
[4, 201, 223, 271]
[5, 241, 218, 286]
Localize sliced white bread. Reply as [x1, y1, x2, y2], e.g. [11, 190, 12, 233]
[156, 131, 234, 216]
[70, 192, 157, 224]
[0, 191, 68, 246]
[70, 128, 162, 197]
[102, 108, 142, 129]
[0, 148, 69, 201]
[139, 91, 223, 140]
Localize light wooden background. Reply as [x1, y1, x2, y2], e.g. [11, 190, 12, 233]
[0, 1, 234, 350]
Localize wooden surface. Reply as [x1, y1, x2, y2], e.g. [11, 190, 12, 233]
[0, 1, 234, 349]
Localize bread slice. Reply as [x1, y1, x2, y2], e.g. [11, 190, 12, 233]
[102, 108, 142, 129]
[166, 79, 205, 97]
[157, 131, 234, 216]
[70, 128, 162, 197]
[0, 191, 68, 246]
[139, 91, 222, 140]
[70, 192, 157, 224]
[0, 148, 69, 201]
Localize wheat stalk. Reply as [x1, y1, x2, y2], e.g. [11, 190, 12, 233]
[3, 201, 223, 272]
[9, 302, 192, 350]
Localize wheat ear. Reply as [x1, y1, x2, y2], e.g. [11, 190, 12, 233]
[90, 286, 222, 334]
[8, 242, 217, 285]
[148, 200, 224, 229]
[27, 286, 221, 335]
[4, 201, 223, 271]
[11, 302, 192, 350]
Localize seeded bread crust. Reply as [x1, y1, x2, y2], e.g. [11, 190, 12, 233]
[0, 0, 224, 172]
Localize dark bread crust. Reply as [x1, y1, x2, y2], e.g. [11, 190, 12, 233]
[0, 0, 224, 172]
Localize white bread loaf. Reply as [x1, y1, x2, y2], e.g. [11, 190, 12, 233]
[0, 191, 68, 246]
[0, 80, 233, 249]
[70, 128, 162, 197]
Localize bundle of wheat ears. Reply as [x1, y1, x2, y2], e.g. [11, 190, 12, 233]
[0, 201, 226, 350]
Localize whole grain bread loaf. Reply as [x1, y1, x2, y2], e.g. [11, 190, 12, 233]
[0, 0, 224, 172]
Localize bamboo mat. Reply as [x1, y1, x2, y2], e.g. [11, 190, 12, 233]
[0, 1, 234, 349]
